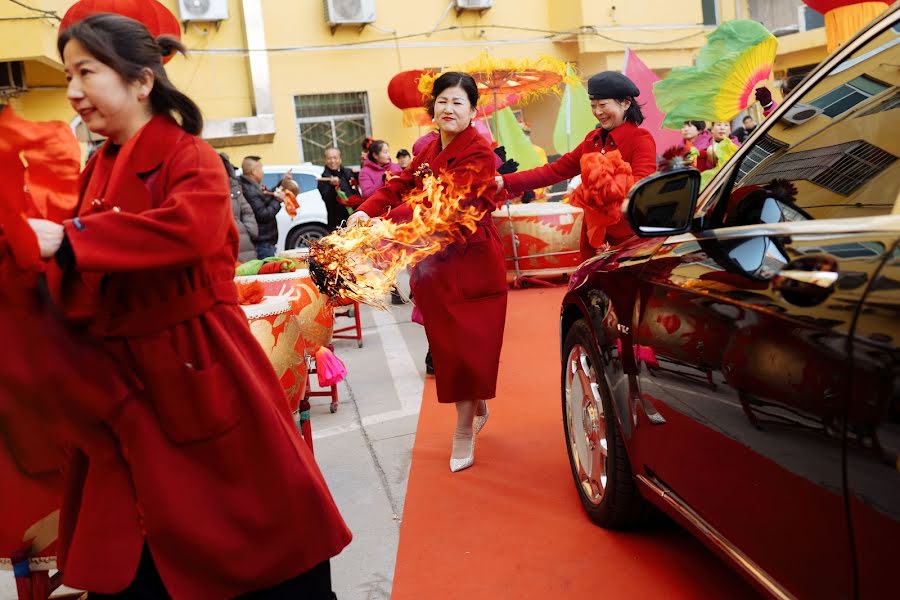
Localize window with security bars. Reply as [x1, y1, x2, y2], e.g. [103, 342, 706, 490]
[741, 140, 897, 196]
[736, 134, 789, 182]
[857, 91, 900, 118]
[295, 92, 371, 166]
[809, 75, 889, 117]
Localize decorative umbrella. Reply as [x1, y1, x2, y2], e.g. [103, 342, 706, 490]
[60, 0, 182, 64]
[419, 52, 574, 143]
[802, 0, 896, 52]
[655, 20, 778, 129]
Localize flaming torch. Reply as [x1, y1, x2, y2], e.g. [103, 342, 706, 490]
[308, 166, 494, 308]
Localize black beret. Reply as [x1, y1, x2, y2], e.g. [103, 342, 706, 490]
[588, 71, 640, 100]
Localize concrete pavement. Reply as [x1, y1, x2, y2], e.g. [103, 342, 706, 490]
[311, 272, 427, 600]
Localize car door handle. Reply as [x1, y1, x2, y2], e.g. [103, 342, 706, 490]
[774, 269, 839, 288]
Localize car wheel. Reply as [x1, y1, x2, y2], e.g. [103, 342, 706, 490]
[285, 224, 329, 250]
[562, 319, 648, 529]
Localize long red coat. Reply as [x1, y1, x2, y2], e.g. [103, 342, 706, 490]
[48, 115, 351, 599]
[357, 125, 508, 403]
[502, 121, 657, 256]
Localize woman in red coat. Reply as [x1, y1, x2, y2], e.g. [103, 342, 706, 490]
[497, 71, 657, 259]
[349, 72, 507, 473]
[26, 14, 350, 599]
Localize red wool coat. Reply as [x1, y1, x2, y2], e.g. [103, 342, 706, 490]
[48, 115, 351, 599]
[502, 121, 657, 256]
[357, 125, 508, 403]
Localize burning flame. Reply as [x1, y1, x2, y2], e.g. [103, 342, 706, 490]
[309, 170, 494, 308]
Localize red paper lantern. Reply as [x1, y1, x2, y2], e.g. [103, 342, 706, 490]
[802, 0, 887, 12]
[388, 70, 433, 127]
[60, 0, 182, 64]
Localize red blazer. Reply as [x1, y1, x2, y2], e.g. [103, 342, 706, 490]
[503, 121, 657, 255]
[357, 125, 509, 403]
[50, 115, 351, 598]
[503, 121, 657, 194]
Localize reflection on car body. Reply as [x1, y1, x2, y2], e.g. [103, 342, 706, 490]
[559, 6, 900, 599]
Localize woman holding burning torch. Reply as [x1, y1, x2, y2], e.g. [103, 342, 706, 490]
[348, 72, 507, 472]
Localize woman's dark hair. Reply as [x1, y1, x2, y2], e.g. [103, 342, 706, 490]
[684, 120, 707, 132]
[621, 98, 645, 125]
[396, 149, 410, 159]
[367, 139, 389, 162]
[426, 71, 479, 117]
[58, 13, 203, 135]
[361, 137, 374, 152]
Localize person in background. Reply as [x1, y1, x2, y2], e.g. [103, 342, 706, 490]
[732, 114, 757, 144]
[359, 139, 402, 199]
[27, 13, 350, 598]
[318, 147, 361, 232]
[221, 152, 258, 263]
[240, 155, 284, 259]
[697, 121, 740, 172]
[348, 72, 507, 472]
[496, 71, 657, 258]
[396, 148, 412, 170]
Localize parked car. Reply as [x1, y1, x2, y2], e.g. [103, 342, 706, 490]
[559, 5, 899, 599]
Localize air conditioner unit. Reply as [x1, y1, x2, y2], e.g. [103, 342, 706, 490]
[780, 102, 824, 125]
[0, 61, 26, 97]
[325, 0, 376, 25]
[178, 0, 229, 22]
[455, 0, 493, 10]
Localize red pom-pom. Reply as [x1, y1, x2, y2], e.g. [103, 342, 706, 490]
[236, 281, 265, 305]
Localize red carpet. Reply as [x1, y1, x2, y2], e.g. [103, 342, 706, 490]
[391, 287, 761, 599]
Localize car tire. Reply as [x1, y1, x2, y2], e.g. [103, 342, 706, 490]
[285, 224, 329, 250]
[561, 319, 648, 530]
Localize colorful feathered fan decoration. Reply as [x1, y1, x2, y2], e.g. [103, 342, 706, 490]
[655, 20, 778, 129]
[568, 150, 635, 248]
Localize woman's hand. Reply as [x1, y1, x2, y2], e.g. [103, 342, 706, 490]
[330, 176, 340, 186]
[28, 219, 64, 258]
[347, 211, 371, 227]
[495, 176, 505, 191]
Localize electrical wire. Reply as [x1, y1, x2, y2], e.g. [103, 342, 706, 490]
[188, 24, 709, 55]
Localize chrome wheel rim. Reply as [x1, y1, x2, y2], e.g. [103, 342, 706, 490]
[565, 344, 608, 505]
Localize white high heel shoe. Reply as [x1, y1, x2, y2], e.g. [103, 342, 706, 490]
[449, 436, 475, 472]
[474, 401, 489, 435]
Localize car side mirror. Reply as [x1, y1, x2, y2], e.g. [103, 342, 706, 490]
[627, 169, 700, 237]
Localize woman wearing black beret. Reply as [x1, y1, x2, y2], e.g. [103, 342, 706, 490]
[496, 71, 657, 258]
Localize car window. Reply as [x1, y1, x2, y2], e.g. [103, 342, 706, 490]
[262, 173, 283, 191]
[262, 172, 319, 194]
[297, 173, 317, 193]
[706, 21, 900, 229]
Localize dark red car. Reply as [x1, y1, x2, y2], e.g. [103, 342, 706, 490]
[559, 6, 900, 599]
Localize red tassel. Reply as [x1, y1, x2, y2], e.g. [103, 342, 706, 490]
[236, 281, 265, 305]
[315, 346, 347, 386]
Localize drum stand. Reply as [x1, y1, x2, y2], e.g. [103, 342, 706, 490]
[504, 199, 557, 289]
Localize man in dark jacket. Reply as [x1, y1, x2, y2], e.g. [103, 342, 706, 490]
[240, 155, 283, 259]
[732, 115, 757, 144]
[317, 147, 361, 232]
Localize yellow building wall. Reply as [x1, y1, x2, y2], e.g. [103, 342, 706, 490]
[4, 0, 831, 168]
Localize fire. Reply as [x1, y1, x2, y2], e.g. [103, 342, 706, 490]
[309, 170, 493, 308]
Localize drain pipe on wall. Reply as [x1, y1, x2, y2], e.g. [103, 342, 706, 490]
[201, 0, 276, 146]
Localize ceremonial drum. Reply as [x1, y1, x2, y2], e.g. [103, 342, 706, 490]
[491, 203, 584, 280]
[278, 248, 311, 270]
[240, 296, 309, 415]
[235, 270, 334, 350]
